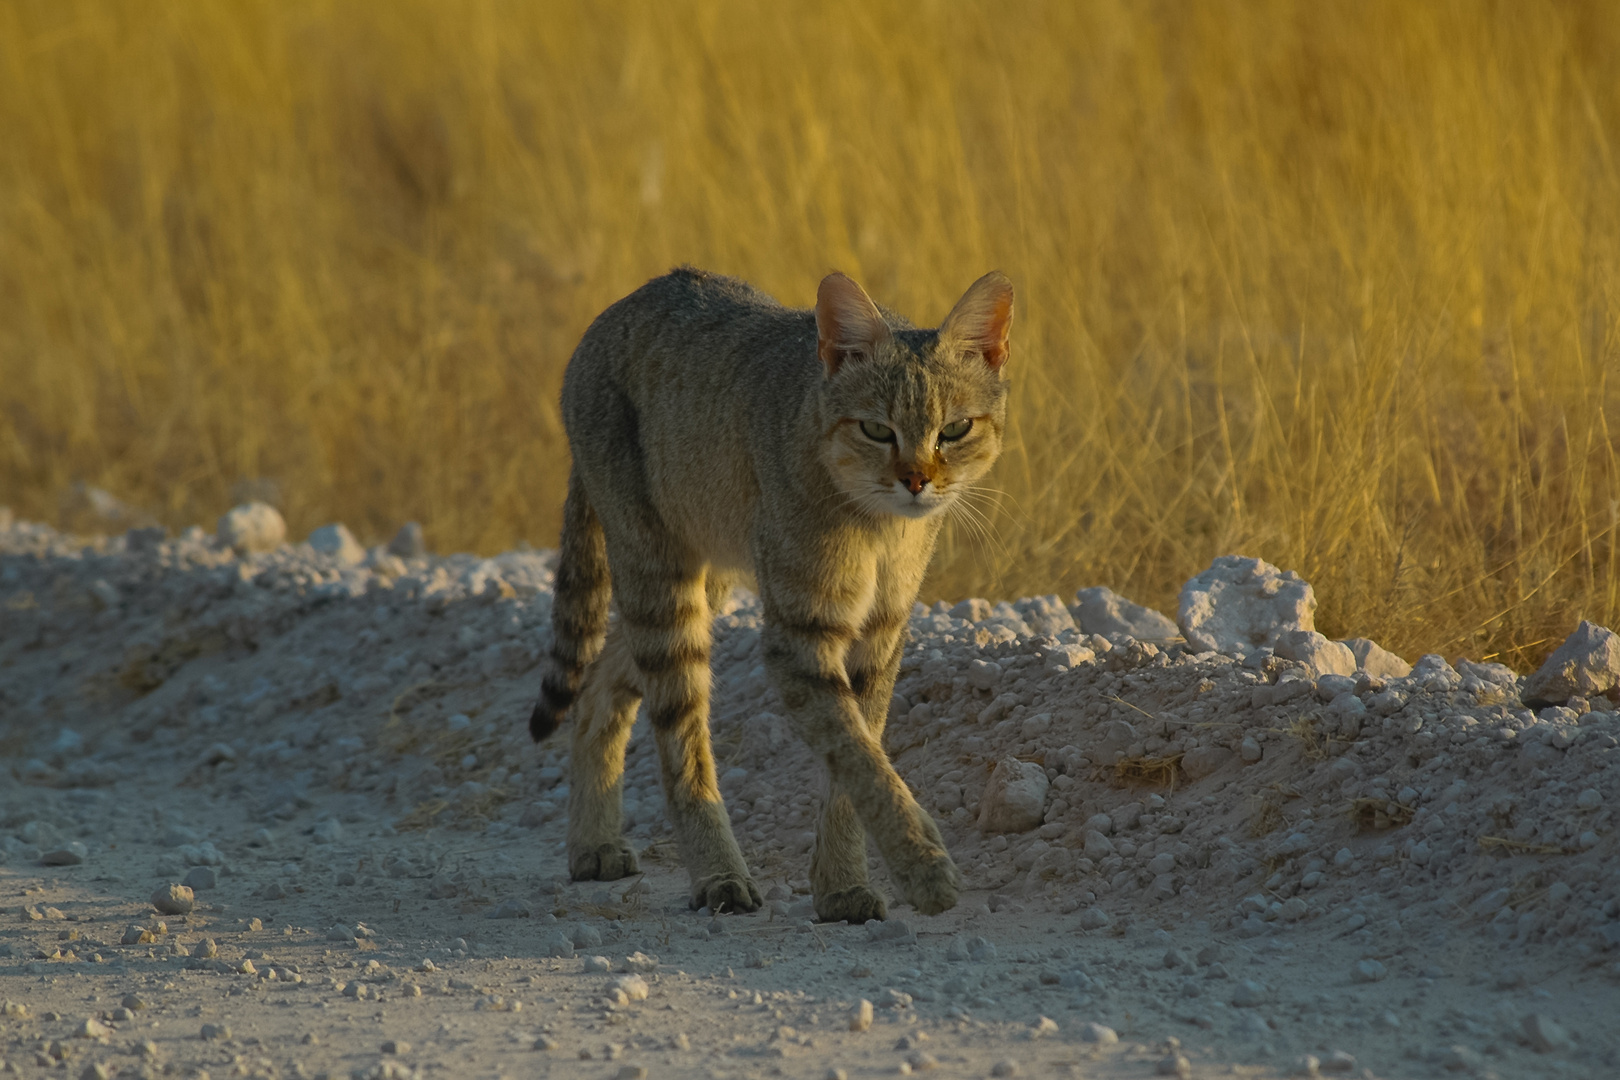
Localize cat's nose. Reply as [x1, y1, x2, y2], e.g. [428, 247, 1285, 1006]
[898, 470, 929, 495]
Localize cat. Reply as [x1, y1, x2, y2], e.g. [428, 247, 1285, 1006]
[527, 266, 1013, 921]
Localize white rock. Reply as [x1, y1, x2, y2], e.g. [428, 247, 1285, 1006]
[1325, 692, 1366, 737]
[1401, 655, 1462, 693]
[1232, 980, 1269, 1006]
[217, 502, 286, 554]
[977, 759, 1049, 834]
[968, 660, 1003, 691]
[1274, 631, 1355, 678]
[1013, 595, 1078, 636]
[1521, 1012, 1572, 1053]
[1340, 638, 1412, 679]
[1071, 587, 1179, 641]
[1083, 830, 1115, 859]
[1524, 621, 1620, 706]
[1181, 746, 1233, 780]
[388, 521, 427, 558]
[1350, 959, 1387, 983]
[613, 974, 649, 1001]
[1177, 556, 1315, 657]
[307, 523, 365, 566]
[850, 999, 874, 1032]
[1078, 907, 1112, 931]
[1078, 1022, 1118, 1044]
[1455, 658, 1517, 689]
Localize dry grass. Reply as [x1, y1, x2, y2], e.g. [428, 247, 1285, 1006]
[1350, 797, 1416, 832]
[1112, 753, 1183, 790]
[3, 1, 1618, 668]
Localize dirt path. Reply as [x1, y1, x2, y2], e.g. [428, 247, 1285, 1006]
[3, 517, 1617, 1079]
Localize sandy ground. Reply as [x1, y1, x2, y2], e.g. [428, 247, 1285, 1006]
[2, 516, 1618, 1080]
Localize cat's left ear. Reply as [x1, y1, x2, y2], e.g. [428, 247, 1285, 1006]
[941, 271, 1014, 372]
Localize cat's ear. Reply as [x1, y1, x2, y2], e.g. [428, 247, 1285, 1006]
[941, 271, 1015, 371]
[816, 272, 891, 377]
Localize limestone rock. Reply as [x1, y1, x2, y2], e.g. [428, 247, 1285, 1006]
[977, 758, 1049, 834]
[1523, 621, 1620, 707]
[150, 884, 195, 915]
[1013, 594, 1078, 636]
[1181, 746, 1234, 780]
[389, 521, 427, 558]
[307, 523, 365, 566]
[1071, 586, 1179, 642]
[1340, 638, 1412, 679]
[1521, 1012, 1572, 1053]
[1274, 631, 1355, 678]
[217, 502, 286, 554]
[1177, 556, 1315, 657]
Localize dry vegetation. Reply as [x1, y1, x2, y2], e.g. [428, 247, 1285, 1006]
[2, 0, 1618, 668]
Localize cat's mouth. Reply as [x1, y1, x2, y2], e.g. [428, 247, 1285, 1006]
[882, 484, 950, 519]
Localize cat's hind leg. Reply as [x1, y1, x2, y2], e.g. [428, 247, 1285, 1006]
[565, 625, 642, 881]
[617, 563, 760, 913]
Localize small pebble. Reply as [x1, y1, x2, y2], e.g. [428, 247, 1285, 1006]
[150, 884, 195, 916]
[613, 974, 649, 1002]
[991, 1061, 1020, 1077]
[181, 866, 217, 891]
[850, 999, 874, 1032]
[1157, 1054, 1191, 1078]
[1232, 980, 1269, 1006]
[381, 1040, 410, 1055]
[75, 1018, 112, 1040]
[1350, 959, 1387, 984]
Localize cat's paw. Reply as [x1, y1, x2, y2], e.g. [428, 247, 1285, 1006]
[569, 841, 639, 882]
[814, 885, 888, 924]
[891, 850, 961, 916]
[690, 873, 762, 914]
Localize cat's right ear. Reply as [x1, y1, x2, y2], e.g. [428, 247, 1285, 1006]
[941, 270, 1015, 373]
[816, 272, 891, 377]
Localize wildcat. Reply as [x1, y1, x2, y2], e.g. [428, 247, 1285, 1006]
[528, 266, 1013, 921]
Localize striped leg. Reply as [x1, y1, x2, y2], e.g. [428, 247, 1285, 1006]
[761, 563, 959, 917]
[565, 625, 643, 881]
[810, 603, 910, 922]
[618, 564, 759, 913]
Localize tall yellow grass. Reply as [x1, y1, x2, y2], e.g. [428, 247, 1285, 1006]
[3, 0, 1618, 669]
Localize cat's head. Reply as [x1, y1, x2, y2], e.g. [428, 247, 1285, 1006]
[815, 270, 1013, 520]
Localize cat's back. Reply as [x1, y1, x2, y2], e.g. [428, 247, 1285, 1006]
[562, 269, 817, 562]
[576, 267, 809, 380]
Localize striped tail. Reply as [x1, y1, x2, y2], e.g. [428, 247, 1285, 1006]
[530, 470, 611, 741]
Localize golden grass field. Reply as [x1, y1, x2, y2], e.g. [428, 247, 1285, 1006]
[3, 0, 1618, 670]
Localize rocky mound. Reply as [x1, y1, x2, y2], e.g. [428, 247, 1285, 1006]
[2, 509, 1618, 966]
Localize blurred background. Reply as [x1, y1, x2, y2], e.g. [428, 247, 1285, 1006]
[2, 0, 1617, 668]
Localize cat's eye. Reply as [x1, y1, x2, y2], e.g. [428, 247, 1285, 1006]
[860, 420, 896, 443]
[938, 418, 973, 442]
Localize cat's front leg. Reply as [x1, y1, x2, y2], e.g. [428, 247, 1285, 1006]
[808, 600, 912, 922]
[761, 617, 960, 917]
